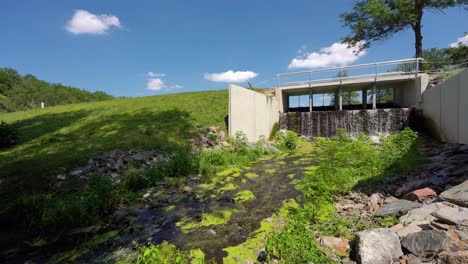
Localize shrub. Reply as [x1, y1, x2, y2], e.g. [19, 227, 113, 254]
[266, 224, 331, 264]
[166, 147, 193, 177]
[274, 130, 298, 150]
[80, 173, 114, 217]
[229, 131, 248, 153]
[0, 121, 18, 148]
[123, 169, 149, 191]
[117, 241, 187, 264]
[269, 122, 280, 141]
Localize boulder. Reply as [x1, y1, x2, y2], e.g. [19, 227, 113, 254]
[402, 187, 437, 201]
[440, 180, 468, 207]
[432, 205, 468, 225]
[355, 228, 403, 264]
[401, 230, 453, 258]
[399, 202, 443, 225]
[396, 221, 433, 238]
[374, 200, 422, 217]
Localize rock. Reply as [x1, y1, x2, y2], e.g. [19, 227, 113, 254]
[401, 230, 453, 258]
[402, 187, 437, 202]
[430, 221, 451, 231]
[404, 254, 423, 264]
[428, 175, 446, 186]
[318, 236, 350, 255]
[453, 229, 468, 241]
[206, 228, 216, 235]
[143, 193, 151, 199]
[355, 228, 403, 264]
[57, 174, 66, 180]
[384, 196, 399, 204]
[396, 221, 432, 238]
[257, 250, 267, 262]
[399, 202, 444, 225]
[70, 169, 84, 176]
[395, 179, 426, 197]
[130, 153, 145, 161]
[439, 251, 468, 264]
[374, 200, 422, 217]
[389, 223, 404, 233]
[432, 205, 468, 225]
[440, 180, 468, 207]
[368, 193, 383, 211]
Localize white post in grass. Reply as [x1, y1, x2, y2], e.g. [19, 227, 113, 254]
[41, 102, 45, 109]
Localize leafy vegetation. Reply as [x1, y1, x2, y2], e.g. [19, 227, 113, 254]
[266, 128, 425, 263]
[274, 130, 299, 150]
[117, 241, 188, 264]
[341, 0, 468, 57]
[0, 68, 113, 112]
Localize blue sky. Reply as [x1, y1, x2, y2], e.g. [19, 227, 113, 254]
[0, 0, 466, 97]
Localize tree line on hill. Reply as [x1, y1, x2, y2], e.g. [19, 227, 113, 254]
[0, 68, 113, 113]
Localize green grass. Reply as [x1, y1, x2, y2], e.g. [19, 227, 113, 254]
[0, 90, 228, 248]
[0, 90, 227, 196]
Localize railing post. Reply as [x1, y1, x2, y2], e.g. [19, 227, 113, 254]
[415, 58, 420, 78]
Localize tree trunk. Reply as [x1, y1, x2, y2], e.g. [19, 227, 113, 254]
[413, 0, 424, 58]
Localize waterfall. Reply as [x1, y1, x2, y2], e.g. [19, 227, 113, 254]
[280, 108, 413, 138]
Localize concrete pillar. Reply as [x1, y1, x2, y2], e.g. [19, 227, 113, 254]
[362, 88, 367, 109]
[309, 90, 313, 112]
[339, 86, 343, 111]
[372, 85, 377, 109]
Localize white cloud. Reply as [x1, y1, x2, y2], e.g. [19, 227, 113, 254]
[146, 72, 182, 91]
[449, 34, 468, 47]
[288, 42, 366, 69]
[147, 72, 166, 78]
[66, 10, 121, 35]
[204, 70, 259, 83]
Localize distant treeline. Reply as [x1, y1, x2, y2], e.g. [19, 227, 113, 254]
[0, 68, 113, 112]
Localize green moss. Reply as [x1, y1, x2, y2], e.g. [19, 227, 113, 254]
[232, 190, 255, 204]
[176, 217, 199, 234]
[287, 173, 296, 179]
[202, 209, 237, 226]
[217, 183, 237, 194]
[217, 167, 242, 177]
[223, 199, 299, 264]
[265, 168, 276, 174]
[164, 205, 176, 212]
[245, 172, 259, 179]
[189, 249, 205, 264]
[241, 178, 247, 183]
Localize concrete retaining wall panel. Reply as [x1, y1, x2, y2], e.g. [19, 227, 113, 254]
[459, 70, 468, 144]
[229, 84, 279, 142]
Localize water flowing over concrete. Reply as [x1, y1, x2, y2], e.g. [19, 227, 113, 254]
[280, 109, 412, 138]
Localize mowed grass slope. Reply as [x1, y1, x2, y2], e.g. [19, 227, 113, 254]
[0, 90, 228, 198]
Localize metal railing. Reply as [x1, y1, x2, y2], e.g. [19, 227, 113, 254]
[277, 58, 423, 88]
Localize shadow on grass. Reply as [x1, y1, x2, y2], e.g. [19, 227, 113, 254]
[352, 138, 428, 196]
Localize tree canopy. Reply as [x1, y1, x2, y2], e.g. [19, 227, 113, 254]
[0, 68, 113, 112]
[341, 0, 468, 57]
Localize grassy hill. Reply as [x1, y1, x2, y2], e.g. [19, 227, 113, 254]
[0, 90, 228, 201]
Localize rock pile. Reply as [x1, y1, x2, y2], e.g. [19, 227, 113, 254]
[330, 143, 468, 264]
[188, 126, 229, 150]
[56, 149, 168, 184]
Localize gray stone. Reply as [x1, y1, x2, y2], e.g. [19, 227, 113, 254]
[401, 230, 453, 258]
[130, 154, 145, 161]
[206, 228, 216, 235]
[396, 221, 432, 238]
[440, 180, 468, 207]
[432, 205, 468, 225]
[453, 229, 468, 241]
[374, 199, 422, 217]
[355, 228, 403, 264]
[399, 203, 444, 225]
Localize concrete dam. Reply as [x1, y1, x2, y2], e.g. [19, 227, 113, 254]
[279, 108, 413, 138]
[228, 58, 468, 145]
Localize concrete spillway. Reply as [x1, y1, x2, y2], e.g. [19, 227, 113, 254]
[280, 108, 412, 138]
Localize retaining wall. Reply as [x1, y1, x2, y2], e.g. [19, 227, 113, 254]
[228, 84, 279, 142]
[422, 68, 468, 144]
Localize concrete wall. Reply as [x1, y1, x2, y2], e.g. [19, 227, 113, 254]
[229, 84, 279, 142]
[422, 68, 468, 144]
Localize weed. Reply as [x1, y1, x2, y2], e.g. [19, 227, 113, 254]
[0, 121, 18, 148]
